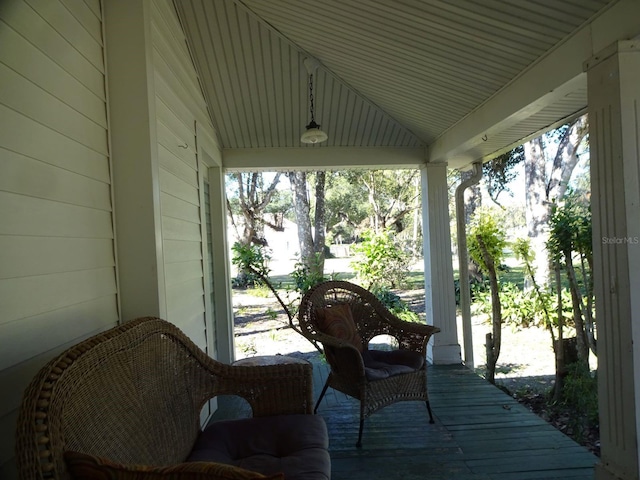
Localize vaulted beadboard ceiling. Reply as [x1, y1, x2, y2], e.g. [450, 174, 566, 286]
[175, 0, 616, 168]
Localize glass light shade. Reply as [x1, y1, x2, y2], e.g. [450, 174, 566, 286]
[301, 127, 328, 144]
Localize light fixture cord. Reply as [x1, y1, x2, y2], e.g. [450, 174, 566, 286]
[309, 73, 316, 123]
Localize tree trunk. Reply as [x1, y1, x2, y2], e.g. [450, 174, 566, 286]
[547, 116, 588, 203]
[523, 117, 587, 290]
[289, 172, 315, 263]
[312, 171, 327, 277]
[288, 171, 326, 280]
[461, 169, 481, 224]
[524, 137, 551, 287]
[553, 263, 565, 402]
[580, 253, 597, 356]
[564, 249, 590, 365]
[232, 172, 281, 246]
[477, 234, 501, 385]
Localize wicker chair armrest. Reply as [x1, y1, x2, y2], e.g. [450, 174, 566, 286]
[376, 313, 441, 352]
[208, 360, 314, 416]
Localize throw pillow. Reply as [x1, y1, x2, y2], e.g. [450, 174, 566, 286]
[64, 451, 284, 480]
[315, 303, 363, 352]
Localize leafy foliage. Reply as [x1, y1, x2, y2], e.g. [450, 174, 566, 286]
[350, 229, 411, 290]
[561, 362, 599, 442]
[291, 253, 326, 295]
[547, 192, 595, 363]
[324, 172, 368, 243]
[547, 194, 592, 264]
[472, 282, 574, 330]
[372, 287, 421, 323]
[483, 145, 525, 204]
[467, 208, 507, 273]
[231, 242, 271, 288]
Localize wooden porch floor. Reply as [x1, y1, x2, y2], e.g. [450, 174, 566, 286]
[212, 357, 598, 480]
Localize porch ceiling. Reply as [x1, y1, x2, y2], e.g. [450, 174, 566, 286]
[175, 0, 623, 170]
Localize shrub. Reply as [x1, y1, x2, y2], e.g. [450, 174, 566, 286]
[372, 287, 421, 323]
[291, 253, 326, 294]
[351, 229, 411, 290]
[561, 362, 599, 441]
[231, 242, 271, 288]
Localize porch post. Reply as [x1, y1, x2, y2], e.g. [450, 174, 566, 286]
[104, 0, 167, 321]
[585, 40, 640, 480]
[420, 163, 461, 365]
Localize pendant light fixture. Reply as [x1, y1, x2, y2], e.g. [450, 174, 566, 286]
[301, 57, 328, 144]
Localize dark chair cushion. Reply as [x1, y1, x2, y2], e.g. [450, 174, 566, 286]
[362, 349, 425, 381]
[64, 451, 282, 479]
[187, 415, 330, 480]
[315, 304, 363, 352]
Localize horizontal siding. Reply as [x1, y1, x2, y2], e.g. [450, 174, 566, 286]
[0, 0, 117, 475]
[152, 0, 212, 353]
[0, 192, 113, 238]
[0, 105, 110, 182]
[0, 63, 107, 153]
[159, 168, 199, 206]
[160, 191, 201, 224]
[0, 149, 111, 209]
[163, 239, 202, 264]
[0, 0, 104, 97]
[0, 268, 116, 327]
[0, 20, 106, 127]
[0, 236, 114, 279]
[0, 295, 117, 375]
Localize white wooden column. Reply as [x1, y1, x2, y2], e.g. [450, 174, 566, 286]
[421, 163, 461, 364]
[104, 0, 166, 321]
[585, 40, 640, 480]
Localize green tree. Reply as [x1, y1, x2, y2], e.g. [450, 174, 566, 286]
[226, 172, 283, 246]
[288, 171, 327, 280]
[324, 172, 368, 243]
[483, 145, 525, 207]
[524, 115, 588, 286]
[512, 237, 568, 400]
[468, 208, 506, 384]
[547, 193, 594, 367]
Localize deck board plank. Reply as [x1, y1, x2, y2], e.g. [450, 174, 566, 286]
[210, 358, 597, 480]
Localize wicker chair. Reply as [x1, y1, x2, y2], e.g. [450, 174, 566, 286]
[15, 317, 329, 480]
[298, 280, 440, 447]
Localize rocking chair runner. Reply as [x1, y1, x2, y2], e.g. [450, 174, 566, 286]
[297, 280, 440, 447]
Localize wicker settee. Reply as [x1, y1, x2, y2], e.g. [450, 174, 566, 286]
[15, 317, 330, 480]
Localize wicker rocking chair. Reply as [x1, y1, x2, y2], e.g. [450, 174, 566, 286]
[297, 280, 440, 447]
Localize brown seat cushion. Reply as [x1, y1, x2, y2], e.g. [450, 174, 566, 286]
[64, 451, 282, 479]
[187, 414, 330, 480]
[362, 349, 425, 381]
[315, 303, 363, 352]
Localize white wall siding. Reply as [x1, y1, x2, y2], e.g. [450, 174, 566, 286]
[151, 0, 215, 353]
[0, 0, 117, 477]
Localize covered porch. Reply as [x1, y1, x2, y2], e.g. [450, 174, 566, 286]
[2, 1, 640, 479]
